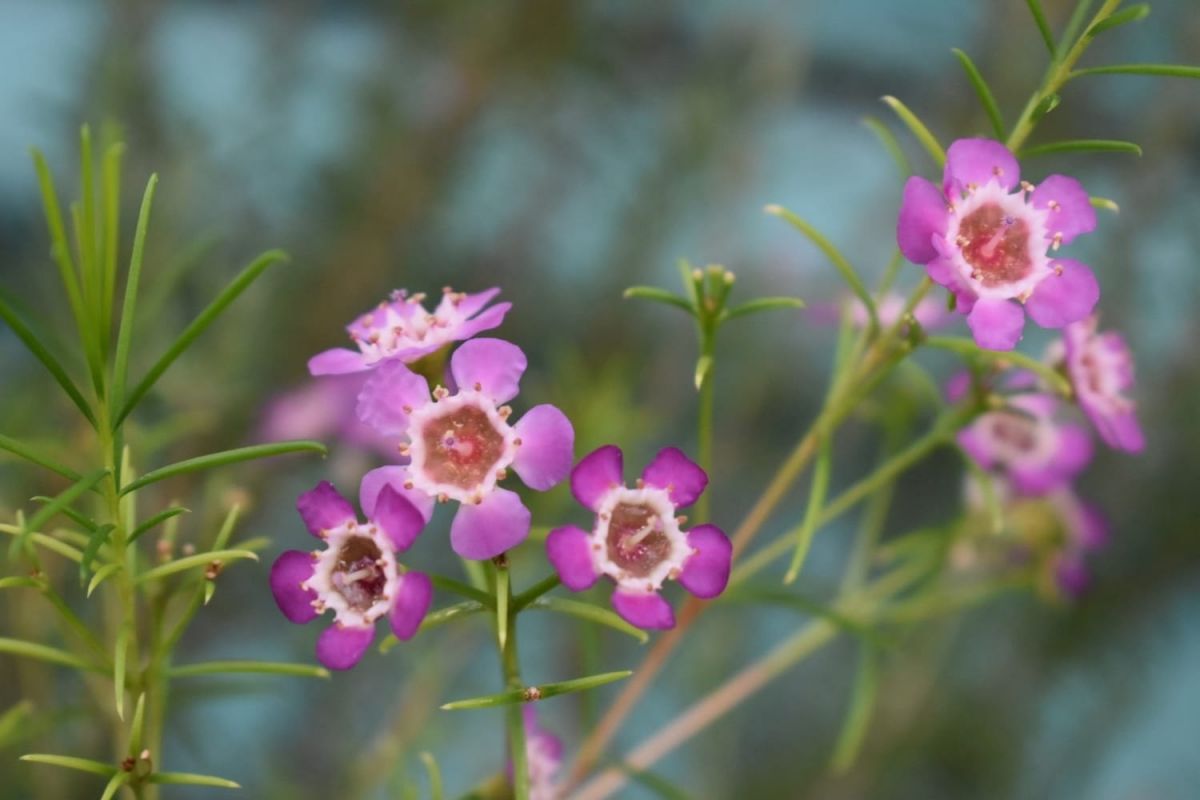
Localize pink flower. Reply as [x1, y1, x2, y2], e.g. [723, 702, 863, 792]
[1046, 488, 1108, 598]
[307, 287, 510, 376]
[257, 373, 393, 457]
[1062, 316, 1144, 453]
[896, 138, 1100, 350]
[355, 338, 575, 560]
[269, 481, 433, 671]
[545, 446, 732, 630]
[515, 707, 563, 800]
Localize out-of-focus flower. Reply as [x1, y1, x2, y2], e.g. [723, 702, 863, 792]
[546, 446, 731, 630]
[1061, 315, 1144, 453]
[257, 373, 394, 457]
[897, 138, 1099, 350]
[308, 287, 510, 376]
[517, 706, 563, 800]
[269, 481, 432, 670]
[356, 338, 574, 560]
[810, 293, 954, 332]
[1046, 488, 1108, 598]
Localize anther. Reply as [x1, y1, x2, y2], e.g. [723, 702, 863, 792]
[498, 406, 512, 419]
[495, 468, 508, 480]
[1051, 232, 1063, 251]
[513, 437, 522, 446]
[404, 480, 414, 490]
[1020, 180, 1035, 194]
[402, 404, 413, 413]
[437, 493, 449, 503]
[1048, 199, 1061, 212]
[1054, 263, 1064, 276]
[398, 443, 410, 456]
[992, 166, 1004, 176]
[676, 515, 688, 525]
[432, 387, 449, 400]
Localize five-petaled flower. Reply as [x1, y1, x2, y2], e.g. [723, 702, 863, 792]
[356, 338, 575, 560]
[269, 481, 433, 670]
[545, 445, 732, 630]
[308, 287, 510, 376]
[1060, 315, 1144, 453]
[897, 138, 1100, 350]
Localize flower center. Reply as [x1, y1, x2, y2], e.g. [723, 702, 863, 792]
[605, 502, 672, 578]
[331, 535, 387, 612]
[958, 203, 1033, 287]
[419, 405, 507, 490]
[989, 412, 1039, 454]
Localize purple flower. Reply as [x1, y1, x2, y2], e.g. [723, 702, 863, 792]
[355, 338, 575, 560]
[1062, 316, 1144, 453]
[269, 481, 433, 670]
[1046, 488, 1108, 598]
[958, 394, 1093, 496]
[257, 373, 393, 457]
[308, 287, 510, 376]
[545, 446, 732, 630]
[517, 706, 563, 800]
[897, 138, 1100, 350]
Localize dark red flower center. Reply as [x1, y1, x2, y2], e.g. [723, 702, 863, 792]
[606, 502, 671, 577]
[420, 405, 506, 490]
[331, 536, 387, 611]
[990, 413, 1039, 454]
[959, 203, 1033, 287]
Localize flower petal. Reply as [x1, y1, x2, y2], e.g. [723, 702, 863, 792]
[372, 484, 427, 552]
[571, 445, 624, 511]
[360, 466, 435, 522]
[297, 481, 356, 538]
[455, 302, 512, 341]
[512, 405, 575, 491]
[678, 524, 732, 599]
[967, 298, 1025, 350]
[448, 287, 501, 319]
[357, 360, 431, 438]
[896, 177, 948, 264]
[611, 589, 675, 630]
[449, 338, 527, 405]
[1095, 407, 1145, 454]
[943, 138, 1020, 195]
[316, 624, 375, 671]
[269, 550, 318, 624]
[450, 488, 531, 560]
[1025, 260, 1099, 329]
[308, 348, 368, 376]
[389, 571, 433, 641]
[1049, 422, 1094, 483]
[545, 526, 599, 591]
[1031, 175, 1096, 245]
[641, 447, 708, 509]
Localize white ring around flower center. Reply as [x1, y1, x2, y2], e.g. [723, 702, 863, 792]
[405, 390, 519, 504]
[589, 486, 693, 593]
[946, 182, 1053, 300]
[303, 522, 400, 628]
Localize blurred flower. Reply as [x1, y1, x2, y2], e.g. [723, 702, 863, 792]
[514, 706, 563, 800]
[356, 338, 574, 560]
[257, 373, 394, 457]
[897, 138, 1099, 350]
[809, 293, 954, 332]
[1060, 315, 1145, 453]
[308, 287, 510, 375]
[1047, 488, 1109, 598]
[269, 481, 432, 670]
[546, 446, 731, 630]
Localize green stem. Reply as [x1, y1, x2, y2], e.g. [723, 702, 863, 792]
[696, 345, 715, 523]
[498, 565, 529, 800]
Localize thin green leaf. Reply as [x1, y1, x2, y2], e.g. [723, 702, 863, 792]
[167, 660, 330, 680]
[693, 353, 712, 391]
[127, 694, 147, 758]
[1090, 196, 1120, 213]
[1058, 0, 1098, 53]
[79, 523, 116, 584]
[31, 496, 98, 533]
[527, 597, 649, 644]
[1023, 0, 1056, 55]
[951, 49, 1005, 139]
[29, 150, 88, 355]
[115, 249, 289, 426]
[113, 623, 130, 719]
[429, 574, 494, 607]
[0, 293, 96, 426]
[135, 549, 258, 584]
[0, 701, 34, 747]
[1085, 3, 1149, 38]
[441, 670, 632, 710]
[495, 563, 510, 652]
[0, 576, 43, 590]
[20, 753, 116, 777]
[1071, 63, 1200, 80]
[1030, 92, 1061, 123]
[0, 433, 81, 481]
[211, 503, 242, 551]
[100, 142, 124, 346]
[784, 436, 833, 584]
[622, 286, 694, 315]
[380, 601, 487, 653]
[128, 505, 188, 545]
[99, 772, 130, 800]
[511, 574, 560, 611]
[0, 526, 85, 563]
[830, 645, 880, 773]
[112, 174, 158, 413]
[720, 296, 807, 323]
[15, 469, 109, 559]
[0, 638, 102, 672]
[861, 116, 911, 177]
[420, 752, 444, 800]
[146, 772, 241, 789]
[120, 440, 325, 496]
[880, 96, 945, 165]
[922, 336, 1072, 396]
[1020, 139, 1142, 158]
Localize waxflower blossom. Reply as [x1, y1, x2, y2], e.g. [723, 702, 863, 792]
[514, 707, 563, 800]
[1060, 315, 1144, 453]
[356, 337, 574, 560]
[258, 373, 393, 457]
[269, 481, 433, 670]
[308, 287, 510, 376]
[545, 445, 732, 630]
[897, 138, 1100, 350]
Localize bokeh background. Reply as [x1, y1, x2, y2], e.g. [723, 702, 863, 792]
[1, 1, 1198, 798]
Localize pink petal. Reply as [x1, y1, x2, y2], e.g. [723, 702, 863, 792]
[372, 484, 427, 552]
[967, 298, 1025, 350]
[447, 287, 501, 319]
[360, 466, 435, 522]
[449, 338, 526, 404]
[546, 526, 599, 591]
[611, 589, 675, 630]
[308, 348, 368, 376]
[678, 524, 732, 599]
[297, 481, 356, 538]
[455, 302, 512, 341]
[356, 360, 431, 438]
[269, 550, 318, 624]
[316, 624, 375, 671]
[449, 488, 531, 560]
[957, 425, 995, 470]
[641, 447, 708, 509]
[896, 177, 948, 264]
[1050, 423, 1094, 482]
[1025, 260, 1099, 329]
[1031, 175, 1097, 245]
[512, 404, 575, 491]
[571, 445, 624, 511]
[389, 571, 433, 641]
[943, 138, 1020, 195]
[1098, 408, 1145, 454]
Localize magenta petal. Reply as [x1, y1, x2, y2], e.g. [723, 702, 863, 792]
[943, 138, 1020, 195]
[571, 445, 624, 511]
[269, 550, 318, 624]
[512, 405, 575, 491]
[678, 524, 732, 599]
[297, 481, 356, 538]
[967, 298, 1025, 350]
[308, 348, 368, 376]
[450, 287, 501, 319]
[1031, 175, 1096, 245]
[1025, 260, 1099, 329]
[450, 488, 531, 560]
[389, 571, 433, 641]
[360, 466, 435, 522]
[372, 485, 427, 552]
[957, 425, 994, 470]
[1050, 423, 1094, 482]
[896, 177, 948, 264]
[455, 303, 512, 341]
[357, 360, 431, 438]
[316, 624, 375, 671]
[449, 338, 527, 404]
[546, 526, 599, 591]
[1055, 556, 1090, 598]
[611, 589, 675, 630]
[1098, 408, 1145, 454]
[641, 447, 708, 508]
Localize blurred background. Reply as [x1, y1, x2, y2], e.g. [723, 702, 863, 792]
[1, 1, 1198, 798]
